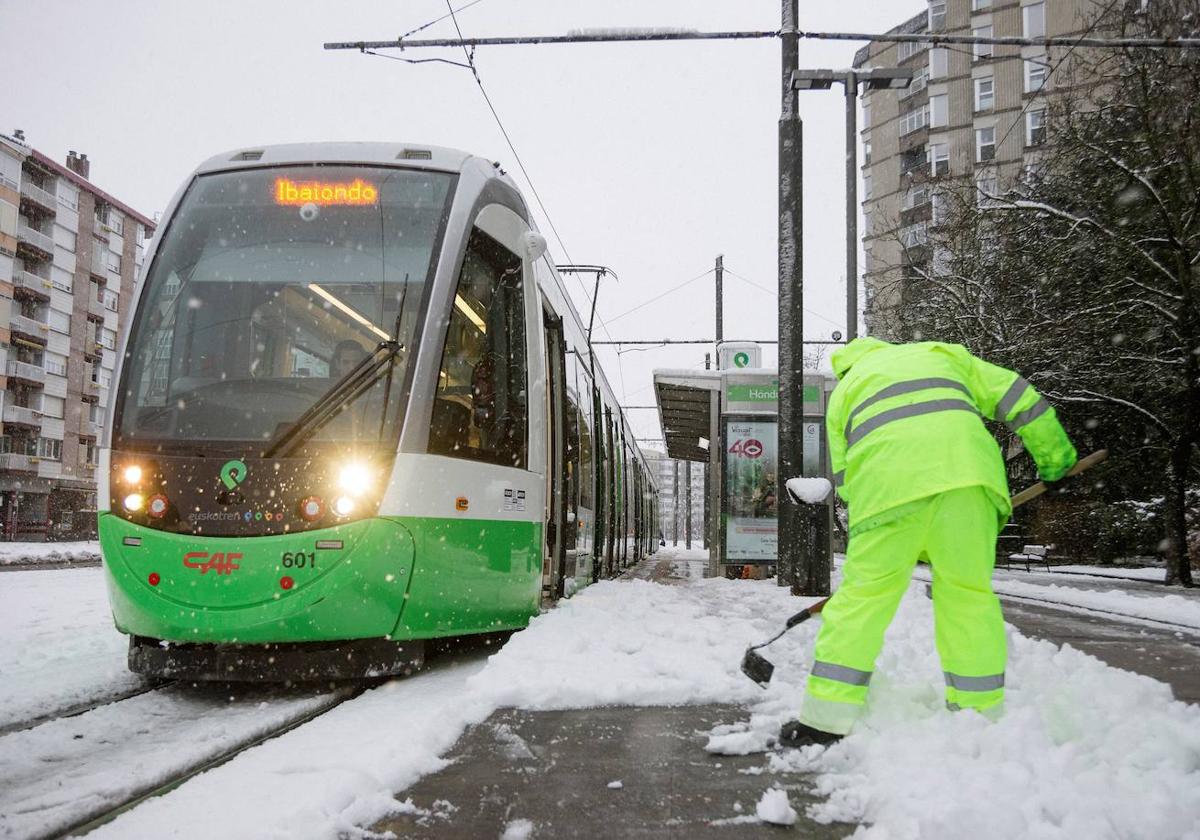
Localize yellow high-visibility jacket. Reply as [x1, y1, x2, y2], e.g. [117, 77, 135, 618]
[827, 338, 1077, 530]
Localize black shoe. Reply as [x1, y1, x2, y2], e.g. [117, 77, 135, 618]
[778, 720, 842, 747]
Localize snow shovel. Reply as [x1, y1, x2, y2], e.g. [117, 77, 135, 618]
[740, 451, 1108, 687]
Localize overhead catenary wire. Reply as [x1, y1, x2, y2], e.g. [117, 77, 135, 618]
[604, 267, 715, 324]
[436, 2, 621, 360]
[722, 266, 844, 332]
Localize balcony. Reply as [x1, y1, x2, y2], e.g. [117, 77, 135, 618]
[17, 222, 54, 258]
[2, 404, 42, 428]
[6, 360, 47, 386]
[9, 313, 49, 345]
[80, 420, 102, 439]
[83, 379, 101, 401]
[19, 181, 57, 215]
[13, 271, 52, 301]
[0, 453, 39, 472]
[88, 295, 106, 321]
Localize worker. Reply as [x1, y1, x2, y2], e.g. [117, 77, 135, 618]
[779, 337, 1077, 747]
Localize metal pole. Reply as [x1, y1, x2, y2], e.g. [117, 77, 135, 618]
[845, 72, 858, 342]
[715, 254, 724, 346]
[672, 461, 679, 546]
[702, 461, 709, 550]
[778, 0, 811, 593]
[685, 459, 693, 549]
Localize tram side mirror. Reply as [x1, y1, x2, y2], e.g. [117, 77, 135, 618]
[523, 231, 548, 262]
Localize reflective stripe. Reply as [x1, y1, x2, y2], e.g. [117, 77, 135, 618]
[812, 661, 872, 686]
[944, 671, 1005, 692]
[847, 400, 979, 448]
[845, 377, 973, 438]
[1008, 398, 1050, 431]
[832, 470, 845, 487]
[995, 377, 1030, 422]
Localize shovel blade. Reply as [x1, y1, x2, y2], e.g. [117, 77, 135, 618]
[741, 648, 775, 687]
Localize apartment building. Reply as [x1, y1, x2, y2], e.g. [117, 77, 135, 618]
[855, 0, 1094, 336]
[0, 132, 154, 539]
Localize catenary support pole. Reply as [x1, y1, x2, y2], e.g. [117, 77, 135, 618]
[779, 0, 816, 593]
[715, 254, 724, 346]
[845, 71, 858, 342]
[685, 459, 693, 550]
[672, 460, 679, 546]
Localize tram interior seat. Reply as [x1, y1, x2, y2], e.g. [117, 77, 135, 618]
[429, 398, 471, 456]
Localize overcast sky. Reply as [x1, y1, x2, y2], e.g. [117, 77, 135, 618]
[2, 0, 922, 446]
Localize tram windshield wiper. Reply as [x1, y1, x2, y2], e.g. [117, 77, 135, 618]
[261, 339, 402, 459]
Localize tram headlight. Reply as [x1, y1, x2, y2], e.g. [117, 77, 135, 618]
[122, 465, 143, 484]
[123, 493, 146, 513]
[337, 463, 372, 497]
[334, 495, 356, 517]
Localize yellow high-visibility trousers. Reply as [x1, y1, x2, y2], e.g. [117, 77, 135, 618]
[799, 486, 1006, 735]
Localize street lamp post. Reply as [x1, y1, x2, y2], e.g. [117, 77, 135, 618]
[792, 68, 913, 342]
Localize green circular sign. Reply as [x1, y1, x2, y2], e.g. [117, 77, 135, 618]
[733, 351, 750, 368]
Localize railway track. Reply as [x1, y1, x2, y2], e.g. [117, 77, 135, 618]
[0, 681, 173, 738]
[0, 680, 378, 840]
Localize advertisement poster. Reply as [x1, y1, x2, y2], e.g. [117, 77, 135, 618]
[724, 418, 779, 562]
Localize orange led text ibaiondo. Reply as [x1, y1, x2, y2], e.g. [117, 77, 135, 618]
[274, 178, 379, 206]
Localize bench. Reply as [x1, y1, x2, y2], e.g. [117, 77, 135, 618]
[1006, 544, 1052, 573]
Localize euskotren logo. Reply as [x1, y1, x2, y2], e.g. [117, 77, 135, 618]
[220, 459, 248, 490]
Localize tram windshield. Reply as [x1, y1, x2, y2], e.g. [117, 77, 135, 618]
[115, 165, 454, 453]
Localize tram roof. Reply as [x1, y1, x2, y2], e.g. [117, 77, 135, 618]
[195, 142, 476, 175]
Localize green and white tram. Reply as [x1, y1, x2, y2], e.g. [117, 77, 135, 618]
[98, 143, 659, 680]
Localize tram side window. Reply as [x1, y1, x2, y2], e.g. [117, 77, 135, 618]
[578, 404, 593, 510]
[429, 228, 528, 469]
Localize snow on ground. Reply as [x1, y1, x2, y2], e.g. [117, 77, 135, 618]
[914, 567, 1200, 630]
[1028, 564, 1167, 582]
[0, 539, 100, 566]
[0, 685, 344, 839]
[8, 548, 1200, 839]
[0, 567, 140, 730]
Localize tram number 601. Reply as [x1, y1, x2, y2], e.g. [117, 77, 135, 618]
[281, 551, 316, 569]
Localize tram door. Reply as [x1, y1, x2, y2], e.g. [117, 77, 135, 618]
[541, 310, 568, 601]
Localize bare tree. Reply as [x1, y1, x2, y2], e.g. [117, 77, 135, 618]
[886, 0, 1200, 585]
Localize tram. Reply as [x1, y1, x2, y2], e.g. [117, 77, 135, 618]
[98, 143, 659, 680]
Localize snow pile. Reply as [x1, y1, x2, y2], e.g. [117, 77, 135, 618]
[467, 575, 812, 710]
[785, 477, 833, 504]
[0, 540, 100, 566]
[0, 567, 140, 729]
[755, 787, 798, 826]
[707, 579, 1200, 839]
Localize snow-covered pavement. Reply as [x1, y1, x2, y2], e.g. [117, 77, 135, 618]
[4, 551, 1200, 839]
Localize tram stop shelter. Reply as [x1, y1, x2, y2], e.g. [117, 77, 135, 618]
[653, 345, 834, 579]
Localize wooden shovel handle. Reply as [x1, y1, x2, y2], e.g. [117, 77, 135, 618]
[1010, 449, 1108, 509]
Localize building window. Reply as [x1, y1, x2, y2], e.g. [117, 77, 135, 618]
[1026, 109, 1047, 146]
[928, 0, 946, 31]
[94, 202, 109, 227]
[897, 39, 928, 62]
[1023, 2, 1045, 38]
[862, 101, 871, 130]
[39, 395, 64, 419]
[37, 438, 62, 461]
[974, 77, 995, 111]
[973, 25, 994, 61]
[862, 173, 873, 201]
[56, 182, 79, 210]
[900, 222, 929, 248]
[103, 289, 119, 311]
[903, 184, 932, 210]
[48, 310, 71, 335]
[931, 191, 950, 225]
[972, 0, 992, 9]
[900, 62, 930, 99]
[901, 144, 928, 175]
[929, 94, 948, 128]
[900, 104, 930, 135]
[930, 142, 950, 176]
[929, 47, 949, 79]
[101, 328, 117, 350]
[976, 126, 996, 162]
[976, 169, 1000, 207]
[1025, 57, 1049, 93]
